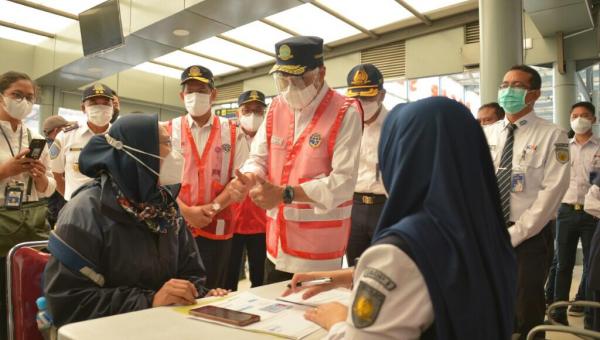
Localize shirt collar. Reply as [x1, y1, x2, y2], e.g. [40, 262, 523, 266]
[502, 111, 536, 131]
[82, 122, 110, 137]
[0, 120, 22, 134]
[570, 135, 600, 146]
[186, 112, 214, 129]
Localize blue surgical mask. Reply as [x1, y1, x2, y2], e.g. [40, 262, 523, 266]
[498, 87, 529, 115]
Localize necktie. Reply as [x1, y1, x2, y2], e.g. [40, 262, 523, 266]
[497, 123, 517, 225]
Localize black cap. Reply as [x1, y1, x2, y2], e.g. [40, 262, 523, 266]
[269, 36, 324, 76]
[346, 64, 384, 97]
[180, 65, 214, 87]
[82, 83, 114, 101]
[238, 90, 266, 107]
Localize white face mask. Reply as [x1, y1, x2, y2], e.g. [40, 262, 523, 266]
[239, 114, 263, 133]
[359, 100, 381, 122]
[571, 117, 593, 135]
[104, 134, 184, 185]
[281, 82, 319, 110]
[1, 95, 33, 120]
[185, 92, 211, 117]
[158, 149, 184, 185]
[86, 105, 113, 127]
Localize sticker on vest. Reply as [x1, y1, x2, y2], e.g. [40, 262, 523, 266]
[216, 219, 225, 235]
[308, 133, 322, 148]
[272, 135, 284, 146]
[352, 281, 385, 329]
[555, 143, 570, 164]
[222, 143, 231, 152]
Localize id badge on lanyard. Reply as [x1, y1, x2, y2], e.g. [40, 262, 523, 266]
[512, 149, 527, 193]
[4, 181, 24, 209]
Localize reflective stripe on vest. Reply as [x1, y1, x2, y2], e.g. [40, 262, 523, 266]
[265, 90, 357, 259]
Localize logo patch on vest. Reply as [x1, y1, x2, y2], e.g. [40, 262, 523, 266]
[222, 143, 231, 152]
[555, 143, 569, 164]
[49, 140, 61, 160]
[308, 133, 322, 148]
[352, 281, 385, 329]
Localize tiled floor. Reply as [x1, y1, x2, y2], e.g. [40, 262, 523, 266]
[236, 265, 590, 339]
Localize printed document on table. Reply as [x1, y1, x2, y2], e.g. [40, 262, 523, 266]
[187, 292, 321, 339]
[276, 288, 352, 307]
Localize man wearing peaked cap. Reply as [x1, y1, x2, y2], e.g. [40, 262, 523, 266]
[344, 63, 389, 267]
[165, 65, 248, 289]
[50, 83, 114, 200]
[229, 36, 363, 283]
[225, 89, 268, 291]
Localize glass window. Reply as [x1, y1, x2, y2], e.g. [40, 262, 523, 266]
[23, 104, 41, 134]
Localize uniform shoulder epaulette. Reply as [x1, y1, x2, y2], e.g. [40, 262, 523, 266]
[63, 122, 79, 133]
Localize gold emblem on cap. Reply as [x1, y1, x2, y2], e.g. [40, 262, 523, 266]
[189, 66, 202, 77]
[351, 69, 369, 86]
[249, 91, 259, 100]
[278, 44, 293, 61]
[93, 83, 105, 94]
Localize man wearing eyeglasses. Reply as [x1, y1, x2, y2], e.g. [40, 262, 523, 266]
[229, 36, 363, 284]
[483, 65, 570, 339]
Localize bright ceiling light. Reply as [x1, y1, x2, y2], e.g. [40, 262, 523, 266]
[0, 1, 75, 35]
[185, 37, 273, 67]
[0, 25, 48, 45]
[134, 62, 181, 79]
[221, 21, 292, 54]
[24, 0, 108, 15]
[153, 50, 240, 76]
[402, 0, 469, 13]
[316, 0, 414, 30]
[266, 3, 361, 43]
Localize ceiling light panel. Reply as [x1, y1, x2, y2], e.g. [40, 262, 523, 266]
[0, 25, 48, 45]
[153, 50, 240, 76]
[221, 21, 292, 54]
[316, 0, 414, 30]
[266, 3, 361, 43]
[402, 0, 469, 13]
[25, 0, 108, 15]
[185, 37, 273, 67]
[134, 62, 181, 79]
[0, 1, 74, 34]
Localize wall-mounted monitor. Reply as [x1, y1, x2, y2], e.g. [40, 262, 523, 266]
[79, 0, 124, 57]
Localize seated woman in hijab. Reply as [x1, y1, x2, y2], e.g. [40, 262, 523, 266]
[283, 97, 517, 339]
[44, 113, 226, 327]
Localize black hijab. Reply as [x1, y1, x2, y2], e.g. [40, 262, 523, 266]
[373, 97, 517, 339]
[79, 113, 160, 203]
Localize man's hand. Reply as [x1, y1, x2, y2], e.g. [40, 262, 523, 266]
[228, 170, 257, 202]
[249, 176, 284, 209]
[181, 204, 216, 229]
[304, 302, 348, 331]
[152, 279, 199, 307]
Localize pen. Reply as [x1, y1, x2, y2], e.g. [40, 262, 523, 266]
[286, 277, 333, 289]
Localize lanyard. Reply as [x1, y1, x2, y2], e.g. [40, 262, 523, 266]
[0, 124, 23, 157]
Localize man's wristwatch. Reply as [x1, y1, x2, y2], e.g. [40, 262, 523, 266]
[282, 185, 294, 204]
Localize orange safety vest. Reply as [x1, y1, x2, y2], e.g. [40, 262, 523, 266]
[265, 90, 359, 259]
[168, 115, 236, 240]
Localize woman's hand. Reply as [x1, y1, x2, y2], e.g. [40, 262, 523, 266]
[206, 288, 230, 297]
[0, 148, 33, 179]
[304, 302, 348, 331]
[152, 279, 199, 307]
[282, 268, 354, 300]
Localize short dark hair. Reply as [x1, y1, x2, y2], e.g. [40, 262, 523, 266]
[571, 101, 596, 116]
[509, 65, 541, 90]
[478, 102, 505, 120]
[0, 71, 36, 96]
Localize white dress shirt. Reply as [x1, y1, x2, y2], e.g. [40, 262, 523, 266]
[240, 83, 362, 273]
[0, 121, 56, 203]
[354, 106, 388, 194]
[562, 136, 600, 205]
[50, 122, 107, 200]
[484, 111, 570, 246]
[326, 244, 434, 340]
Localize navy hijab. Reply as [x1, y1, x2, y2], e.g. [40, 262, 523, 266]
[79, 113, 160, 203]
[373, 97, 517, 339]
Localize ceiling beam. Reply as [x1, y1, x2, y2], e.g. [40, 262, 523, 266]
[7, 0, 78, 20]
[308, 1, 378, 40]
[150, 61, 185, 71]
[0, 20, 54, 38]
[181, 49, 250, 72]
[394, 0, 432, 26]
[217, 34, 276, 57]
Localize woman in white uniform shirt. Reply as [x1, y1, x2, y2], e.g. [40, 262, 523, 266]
[0, 71, 56, 339]
[284, 97, 517, 339]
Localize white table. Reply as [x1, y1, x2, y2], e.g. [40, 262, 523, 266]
[57, 282, 327, 340]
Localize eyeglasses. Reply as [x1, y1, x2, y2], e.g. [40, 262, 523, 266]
[498, 82, 529, 90]
[241, 108, 265, 115]
[6, 91, 34, 103]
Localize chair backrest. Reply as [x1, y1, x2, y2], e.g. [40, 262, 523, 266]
[6, 241, 50, 340]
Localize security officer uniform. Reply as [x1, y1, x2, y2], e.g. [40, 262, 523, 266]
[484, 111, 570, 337]
[345, 64, 388, 266]
[49, 84, 113, 200]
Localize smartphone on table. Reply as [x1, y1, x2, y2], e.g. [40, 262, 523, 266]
[189, 305, 260, 327]
[27, 139, 46, 160]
